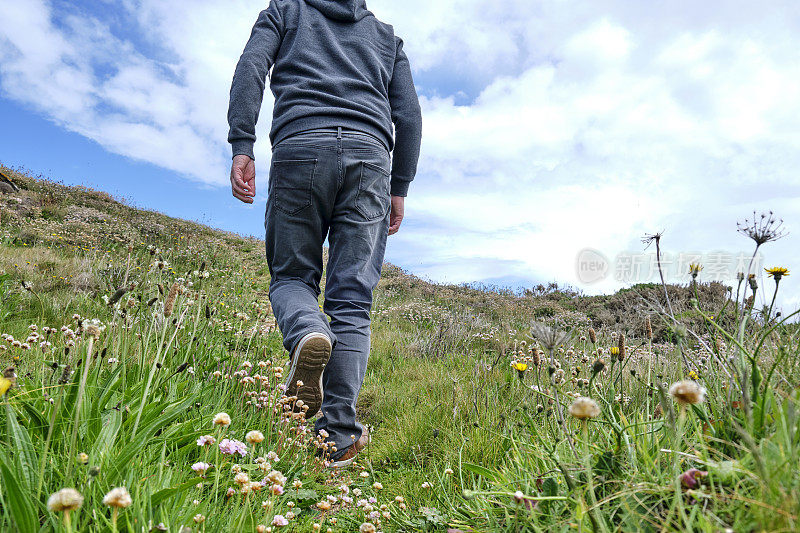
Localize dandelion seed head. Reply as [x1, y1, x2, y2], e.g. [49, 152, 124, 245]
[102, 487, 132, 508]
[569, 397, 601, 420]
[669, 380, 706, 405]
[47, 488, 84, 512]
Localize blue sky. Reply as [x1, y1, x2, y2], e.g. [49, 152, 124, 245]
[1, 0, 799, 311]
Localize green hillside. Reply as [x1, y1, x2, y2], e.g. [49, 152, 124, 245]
[0, 166, 798, 532]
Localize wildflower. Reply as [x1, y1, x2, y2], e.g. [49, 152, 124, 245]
[360, 524, 377, 533]
[373, 482, 383, 490]
[688, 263, 703, 279]
[669, 380, 706, 405]
[235, 472, 250, 485]
[82, 319, 105, 339]
[272, 515, 289, 527]
[591, 358, 605, 375]
[266, 450, 279, 462]
[213, 412, 231, 427]
[246, 430, 265, 444]
[194, 514, 206, 524]
[219, 439, 248, 457]
[266, 469, 287, 486]
[197, 435, 216, 446]
[317, 500, 332, 510]
[78, 452, 89, 464]
[512, 361, 528, 372]
[48, 488, 84, 512]
[765, 267, 789, 282]
[513, 490, 539, 511]
[102, 487, 132, 508]
[679, 468, 708, 489]
[421, 481, 432, 489]
[0, 367, 14, 396]
[191, 462, 212, 476]
[444, 468, 454, 475]
[568, 397, 601, 420]
[359, 471, 370, 478]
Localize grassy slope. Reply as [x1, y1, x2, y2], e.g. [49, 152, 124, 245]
[1, 167, 799, 532]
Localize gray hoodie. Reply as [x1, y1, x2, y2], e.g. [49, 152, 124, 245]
[227, 0, 422, 196]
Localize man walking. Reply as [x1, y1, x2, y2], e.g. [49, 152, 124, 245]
[227, 0, 422, 467]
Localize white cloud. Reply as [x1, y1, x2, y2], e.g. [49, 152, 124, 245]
[0, 0, 799, 310]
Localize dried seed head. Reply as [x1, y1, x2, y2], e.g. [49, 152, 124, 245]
[737, 210, 787, 246]
[669, 380, 706, 405]
[107, 287, 128, 306]
[617, 334, 626, 362]
[212, 412, 231, 426]
[246, 430, 265, 444]
[645, 316, 653, 340]
[102, 487, 132, 508]
[568, 397, 600, 420]
[588, 328, 597, 344]
[82, 319, 105, 339]
[163, 282, 183, 317]
[47, 488, 84, 512]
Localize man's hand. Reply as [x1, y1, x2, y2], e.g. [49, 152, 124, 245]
[388, 195, 404, 235]
[230, 155, 256, 204]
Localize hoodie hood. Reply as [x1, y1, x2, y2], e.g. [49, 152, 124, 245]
[304, 0, 370, 22]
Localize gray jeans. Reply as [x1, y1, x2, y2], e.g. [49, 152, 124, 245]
[265, 127, 390, 458]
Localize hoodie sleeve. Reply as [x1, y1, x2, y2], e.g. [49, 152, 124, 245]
[227, 3, 285, 160]
[388, 37, 423, 197]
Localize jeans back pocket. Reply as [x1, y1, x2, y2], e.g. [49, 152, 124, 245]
[271, 159, 317, 215]
[355, 161, 390, 221]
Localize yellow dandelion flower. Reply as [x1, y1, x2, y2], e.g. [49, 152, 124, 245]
[765, 267, 789, 281]
[512, 362, 528, 372]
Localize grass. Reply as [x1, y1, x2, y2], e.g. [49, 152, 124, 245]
[0, 165, 798, 532]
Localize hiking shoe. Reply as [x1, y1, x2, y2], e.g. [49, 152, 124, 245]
[330, 428, 370, 469]
[284, 332, 331, 418]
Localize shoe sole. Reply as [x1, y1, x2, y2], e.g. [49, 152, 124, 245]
[329, 431, 371, 469]
[284, 333, 331, 418]
[330, 455, 357, 468]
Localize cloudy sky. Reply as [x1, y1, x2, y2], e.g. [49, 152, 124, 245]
[1, 0, 799, 311]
